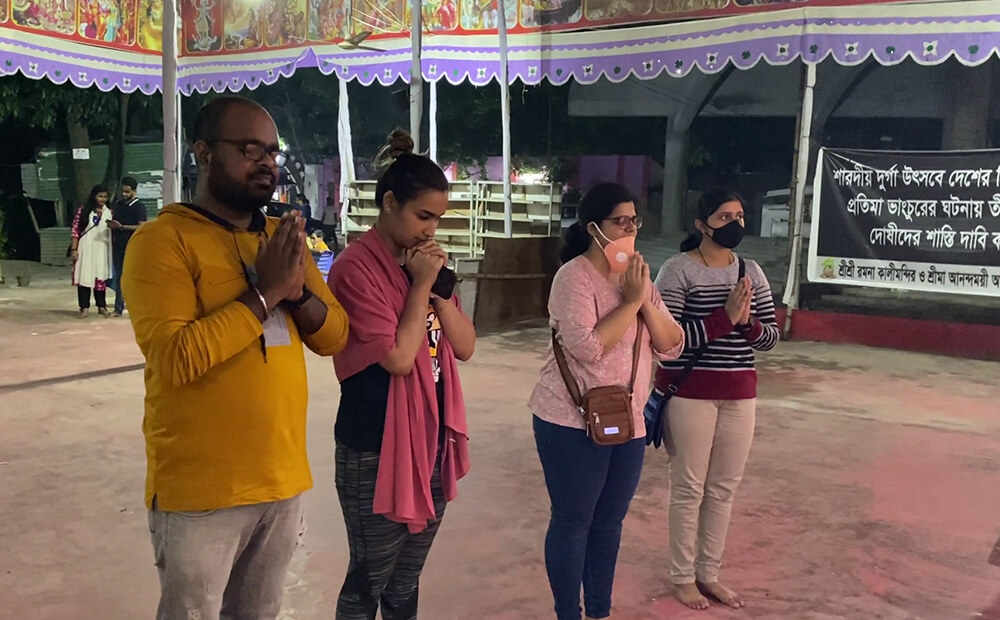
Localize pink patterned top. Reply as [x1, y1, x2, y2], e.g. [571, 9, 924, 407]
[528, 255, 685, 435]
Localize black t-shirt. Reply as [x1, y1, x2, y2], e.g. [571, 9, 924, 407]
[111, 198, 147, 253]
[335, 303, 446, 452]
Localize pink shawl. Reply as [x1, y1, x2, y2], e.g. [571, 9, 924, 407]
[328, 229, 471, 533]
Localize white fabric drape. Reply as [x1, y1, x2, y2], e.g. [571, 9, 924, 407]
[338, 77, 357, 229]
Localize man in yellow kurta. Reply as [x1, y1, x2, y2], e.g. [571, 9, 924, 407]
[122, 96, 349, 620]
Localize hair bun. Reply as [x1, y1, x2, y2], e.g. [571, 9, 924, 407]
[374, 128, 415, 169]
[387, 128, 415, 158]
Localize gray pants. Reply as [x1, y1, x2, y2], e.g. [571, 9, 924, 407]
[148, 494, 303, 620]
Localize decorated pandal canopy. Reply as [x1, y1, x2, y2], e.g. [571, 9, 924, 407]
[5, 0, 1000, 313]
[3, 0, 1000, 96]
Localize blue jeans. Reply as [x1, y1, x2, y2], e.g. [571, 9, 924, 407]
[533, 416, 645, 620]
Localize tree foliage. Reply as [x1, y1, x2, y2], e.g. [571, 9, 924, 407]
[0, 75, 165, 208]
[0, 75, 120, 133]
[1, 68, 704, 203]
[184, 71, 348, 163]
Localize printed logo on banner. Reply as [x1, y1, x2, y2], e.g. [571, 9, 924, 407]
[807, 148, 1000, 298]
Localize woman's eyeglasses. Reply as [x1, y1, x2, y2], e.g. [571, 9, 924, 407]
[209, 139, 288, 168]
[604, 215, 644, 230]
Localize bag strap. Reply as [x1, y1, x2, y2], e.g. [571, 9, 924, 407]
[627, 319, 645, 394]
[551, 329, 584, 408]
[552, 317, 646, 408]
[666, 257, 745, 396]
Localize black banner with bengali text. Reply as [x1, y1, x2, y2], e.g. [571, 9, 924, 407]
[808, 148, 1000, 297]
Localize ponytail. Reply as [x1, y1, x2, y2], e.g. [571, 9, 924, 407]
[559, 222, 592, 264]
[679, 231, 702, 253]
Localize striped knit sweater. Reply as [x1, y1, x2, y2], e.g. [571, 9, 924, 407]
[653, 252, 779, 400]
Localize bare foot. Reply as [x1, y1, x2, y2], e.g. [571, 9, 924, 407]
[697, 581, 745, 609]
[675, 583, 710, 610]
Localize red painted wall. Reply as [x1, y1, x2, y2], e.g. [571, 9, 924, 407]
[785, 309, 1000, 361]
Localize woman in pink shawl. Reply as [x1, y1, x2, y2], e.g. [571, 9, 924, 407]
[328, 129, 476, 620]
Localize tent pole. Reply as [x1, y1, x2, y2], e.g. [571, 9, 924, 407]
[429, 80, 439, 162]
[410, 0, 423, 153]
[498, 0, 512, 238]
[161, 0, 180, 206]
[782, 61, 817, 335]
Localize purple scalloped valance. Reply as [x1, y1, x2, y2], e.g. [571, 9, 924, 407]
[2, 3, 998, 94]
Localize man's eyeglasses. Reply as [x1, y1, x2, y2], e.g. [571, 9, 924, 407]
[605, 215, 643, 230]
[208, 139, 288, 167]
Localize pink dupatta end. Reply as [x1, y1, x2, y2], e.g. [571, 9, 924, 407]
[328, 229, 471, 533]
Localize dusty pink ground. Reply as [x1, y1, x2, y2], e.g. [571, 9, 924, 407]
[2, 277, 999, 620]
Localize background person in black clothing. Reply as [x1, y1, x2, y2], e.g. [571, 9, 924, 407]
[108, 176, 147, 317]
[296, 193, 322, 234]
[294, 193, 312, 222]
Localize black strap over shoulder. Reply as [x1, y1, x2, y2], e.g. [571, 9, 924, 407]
[666, 257, 745, 395]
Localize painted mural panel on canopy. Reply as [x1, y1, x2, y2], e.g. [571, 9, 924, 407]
[79, 0, 138, 45]
[5, 0, 160, 51]
[182, 0, 312, 54]
[136, 0, 163, 49]
[308, 0, 350, 40]
[0, 0, 929, 62]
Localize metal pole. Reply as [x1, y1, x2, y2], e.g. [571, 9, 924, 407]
[161, 0, 180, 205]
[410, 0, 422, 153]
[429, 80, 438, 162]
[782, 61, 817, 329]
[497, 0, 512, 238]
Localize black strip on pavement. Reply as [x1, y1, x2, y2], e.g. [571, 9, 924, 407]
[0, 363, 145, 394]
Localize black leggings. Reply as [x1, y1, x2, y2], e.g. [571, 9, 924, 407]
[334, 443, 446, 620]
[77, 285, 107, 310]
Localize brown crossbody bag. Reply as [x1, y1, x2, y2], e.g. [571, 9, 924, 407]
[551, 320, 645, 446]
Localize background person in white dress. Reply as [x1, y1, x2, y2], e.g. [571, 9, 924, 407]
[70, 185, 114, 318]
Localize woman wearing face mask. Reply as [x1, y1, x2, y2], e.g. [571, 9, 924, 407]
[529, 182, 684, 620]
[648, 187, 779, 611]
[327, 129, 476, 620]
[69, 184, 114, 318]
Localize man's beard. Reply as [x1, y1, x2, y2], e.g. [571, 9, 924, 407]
[208, 158, 276, 213]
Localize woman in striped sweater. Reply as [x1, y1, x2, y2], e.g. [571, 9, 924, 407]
[650, 187, 779, 611]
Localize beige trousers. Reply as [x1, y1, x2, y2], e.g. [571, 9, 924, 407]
[666, 397, 756, 584]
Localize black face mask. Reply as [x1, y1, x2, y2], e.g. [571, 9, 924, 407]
[707, 220, 744, 249]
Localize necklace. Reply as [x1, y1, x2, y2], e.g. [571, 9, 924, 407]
[696, 246, 733, 268]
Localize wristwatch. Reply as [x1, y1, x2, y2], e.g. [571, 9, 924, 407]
[286, 287, 313, 310]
